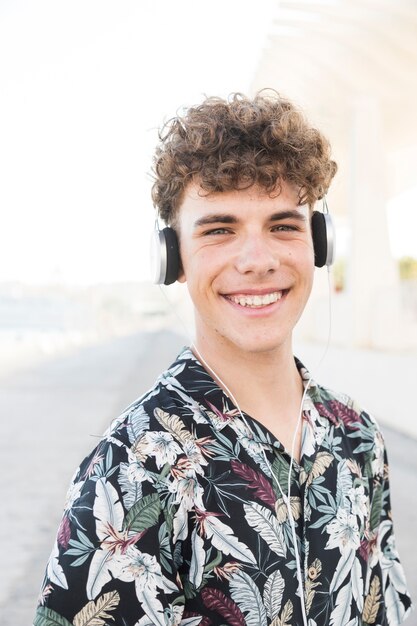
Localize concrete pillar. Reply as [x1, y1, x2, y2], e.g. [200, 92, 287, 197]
[348, 97, 402, 349]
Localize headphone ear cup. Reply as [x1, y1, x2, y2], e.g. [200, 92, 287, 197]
[151, 227, 180, 285]
[311, 211, 335, 268]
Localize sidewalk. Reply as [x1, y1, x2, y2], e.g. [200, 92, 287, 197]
[0, 330, 415, 625]
[0, 329, 185, 626]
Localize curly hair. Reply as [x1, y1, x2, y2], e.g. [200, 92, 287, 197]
[151, 90, 337, 224]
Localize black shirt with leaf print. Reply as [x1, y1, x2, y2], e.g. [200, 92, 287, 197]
[34, 348, 412, 626]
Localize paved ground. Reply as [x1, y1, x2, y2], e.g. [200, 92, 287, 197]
[0, 330, 415, 625]
[0, 329, 186, 625]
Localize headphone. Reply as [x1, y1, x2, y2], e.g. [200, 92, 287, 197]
[152, 203, 335, 285]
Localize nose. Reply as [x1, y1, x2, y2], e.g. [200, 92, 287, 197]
[234, 234, 279, 276]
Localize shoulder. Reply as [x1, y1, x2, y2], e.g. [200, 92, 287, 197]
[310, 377, 381, 434]
[307, 379, 387, 477]
[107, 348, 206, 446]
[73, 347, 210, 485]
[296, 357, 380, 435]
[56, 352, 205, 541]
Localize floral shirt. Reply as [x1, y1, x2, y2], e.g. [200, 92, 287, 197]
[35, 348, 412, 626]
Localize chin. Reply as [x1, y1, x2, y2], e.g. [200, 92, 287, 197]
[228, 334, 291, 356]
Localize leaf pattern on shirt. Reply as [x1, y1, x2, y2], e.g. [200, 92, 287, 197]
[34, 348, 413, 626]
[201, 587, 245, 626]
[263, 569, 285, 619]
[231, 459, 276, 507]
[73, 591, 120, 626]
[271, 599, 293, 626]
[229, 570, 268, 626]
[34, 606, 73, 626]
[243, 502, 286, 557]
[362, 576, 381, 624]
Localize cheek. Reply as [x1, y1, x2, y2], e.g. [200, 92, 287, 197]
[177, 239, 193, 282]
[179, 249, 209, 294]
[183, 245, 223, 278]
[286, 239, 315, 269]
[291, 245, 315, 293]
[305, 257, 315, 288]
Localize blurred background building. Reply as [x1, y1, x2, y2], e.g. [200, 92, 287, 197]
[252, 0, 417, 350]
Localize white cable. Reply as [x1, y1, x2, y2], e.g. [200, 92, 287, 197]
[158, 284, 194, 340]
[280, 264, 333, 626]
[156, 263, 333, 626]
[192, 342, 309, 626]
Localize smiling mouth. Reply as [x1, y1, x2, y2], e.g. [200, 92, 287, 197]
[224, 291, 285, 308]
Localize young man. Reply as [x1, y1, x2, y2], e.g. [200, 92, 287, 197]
[34, 92, 412, 626]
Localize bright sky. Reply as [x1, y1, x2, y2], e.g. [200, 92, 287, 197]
[0, 0, 275, 284]
[0, 0, 415, 285]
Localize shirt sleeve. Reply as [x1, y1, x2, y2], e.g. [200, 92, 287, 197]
[363, 431, 413, 625]
[33, 435, 186, 626]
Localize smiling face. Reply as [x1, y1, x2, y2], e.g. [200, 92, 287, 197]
[176, 181, 315, 363]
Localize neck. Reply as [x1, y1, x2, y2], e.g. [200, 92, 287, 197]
[193, 334, 303, 423]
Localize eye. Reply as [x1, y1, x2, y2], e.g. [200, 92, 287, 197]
[204, 227, 232, 236]
[271, 224, 299, 232]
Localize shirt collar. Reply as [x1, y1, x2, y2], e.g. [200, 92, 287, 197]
[167, 347, 321, 433]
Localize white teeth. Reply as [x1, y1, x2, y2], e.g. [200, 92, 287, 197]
[228, 292, 283, 308]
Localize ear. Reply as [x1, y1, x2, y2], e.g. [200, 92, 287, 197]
[172, 227, 185, 283]
[177, 266, 186, 283]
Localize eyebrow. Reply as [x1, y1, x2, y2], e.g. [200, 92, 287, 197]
[193, 210, 306, 229]
[194, 214, 238, 228]
[270, 211, 307, 222]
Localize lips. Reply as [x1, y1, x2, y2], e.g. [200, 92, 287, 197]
[224, 291, 284, 308]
